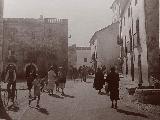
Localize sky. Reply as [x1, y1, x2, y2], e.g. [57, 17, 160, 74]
[4, 0, 115, 47]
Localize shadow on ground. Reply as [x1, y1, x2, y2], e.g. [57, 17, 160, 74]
[50, 94, 64, 99]
[62, 94, 75, 98]
[117, 109, 148, 118]
[38, 108, 49, 115]
[30, 106, 49, 115]
[99, 92, 107, 95]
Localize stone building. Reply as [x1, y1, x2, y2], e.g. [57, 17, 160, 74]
[89, 22, 120, 71]
[76, 47, 91, 69]
[3, 17, 68, 77]
[68, 45, 91, 69]
[111, 0, 159, 86]
[0, 0, 3, 18]
[68, 44, 77, 68]
[0, 0, 3, 72]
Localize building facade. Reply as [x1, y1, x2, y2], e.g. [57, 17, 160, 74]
[76, 47, 91, 69]
[68, 44, 77, 68]
[90, 22, 120, 71]
[3, 18, 68, 77]
[113, 0, 159, 86]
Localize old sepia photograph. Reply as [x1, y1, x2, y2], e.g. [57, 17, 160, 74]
[0, 0, 159, 120]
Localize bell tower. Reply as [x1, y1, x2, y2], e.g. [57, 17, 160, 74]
[0, 0, 3, 18]
[0, 0, 3, 72]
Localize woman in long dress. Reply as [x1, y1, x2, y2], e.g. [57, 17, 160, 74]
[47, 66, 57, 95]
[93, 68, 105, 94]
[106, 67, 120, 109]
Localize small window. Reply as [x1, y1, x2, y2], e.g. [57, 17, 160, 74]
[84, 58, 87, 62]
[136, 19, 140, 45]
[135, 0, 138, 5]
[128, 7, 131, 17]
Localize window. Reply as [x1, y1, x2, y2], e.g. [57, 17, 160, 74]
[129, 29, 132, 51]
[84, 58, 87, 62]
[131, 7, 132, 16]
[135, 0, 138, 5]
[128, 7, 130, 17]
[136, 19, 140, 45]
[124, 17, 125, 26]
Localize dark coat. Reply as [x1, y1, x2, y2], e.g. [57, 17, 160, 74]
[58, 71, 66, 83]
[106, 71, 120, 100]
[93, 71, 105, 90]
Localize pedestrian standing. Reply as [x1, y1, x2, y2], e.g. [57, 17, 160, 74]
[106, 67, 120, 109]
[30, 74, 41, 108]
[57, 67, 66, 95]
[47, 66, 57, 95]
[93, 68, 105, 94]
[78, 66, 83, 82]
[82, 65, 87, 82]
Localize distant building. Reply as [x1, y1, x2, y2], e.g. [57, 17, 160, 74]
[89, 22, 120, 71]
[76, 47, 91, 69]
[68, 44, 77, 68]
[68, 45, 91, 69]
[112, 0, 159, 86]
[3, 17, 68, 77]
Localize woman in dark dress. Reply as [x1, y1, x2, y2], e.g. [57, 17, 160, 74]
[93, 68, 105, 94]
[106, 67, 120, 109]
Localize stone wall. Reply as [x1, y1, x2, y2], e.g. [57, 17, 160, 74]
[3, 18, 68, 78]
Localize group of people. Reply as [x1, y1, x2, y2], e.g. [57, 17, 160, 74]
[69, 65, 94, 82]
[26, 63, 66, 107]
[93, 66, 120, 109]
[2, 61, 120, 109]
[1, 62, 66, 108]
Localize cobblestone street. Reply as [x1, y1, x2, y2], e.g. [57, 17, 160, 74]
[4, 78, 160, 120]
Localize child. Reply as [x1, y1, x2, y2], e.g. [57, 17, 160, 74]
[29, 74, 41, 108]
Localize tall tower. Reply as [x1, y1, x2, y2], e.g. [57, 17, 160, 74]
[0, 0, 3, 18]
[0, 0, 3, 71]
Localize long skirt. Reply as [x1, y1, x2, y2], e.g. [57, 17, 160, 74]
[110, 89, 120, 101]
[47, 80, 56, 90]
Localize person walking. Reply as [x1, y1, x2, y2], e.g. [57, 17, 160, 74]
[25, 63, 37, 99]
[47, 66, 57, 95]
[5, 64, 17, 104]
[78, 66, 83, 82]
[93, 68, 105, 94]
[30, 74, 41, 108]
[57, 67, 66, 95]
[82, 65, 87, 82]
[106, 67, 120, 109]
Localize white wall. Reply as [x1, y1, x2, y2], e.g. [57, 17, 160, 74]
[96, 22, 120, 70]
[121, 0, 149, 85]
[76, 49, 91, 68]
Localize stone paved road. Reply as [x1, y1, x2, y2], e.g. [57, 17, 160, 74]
[19, 80, 159, 120]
